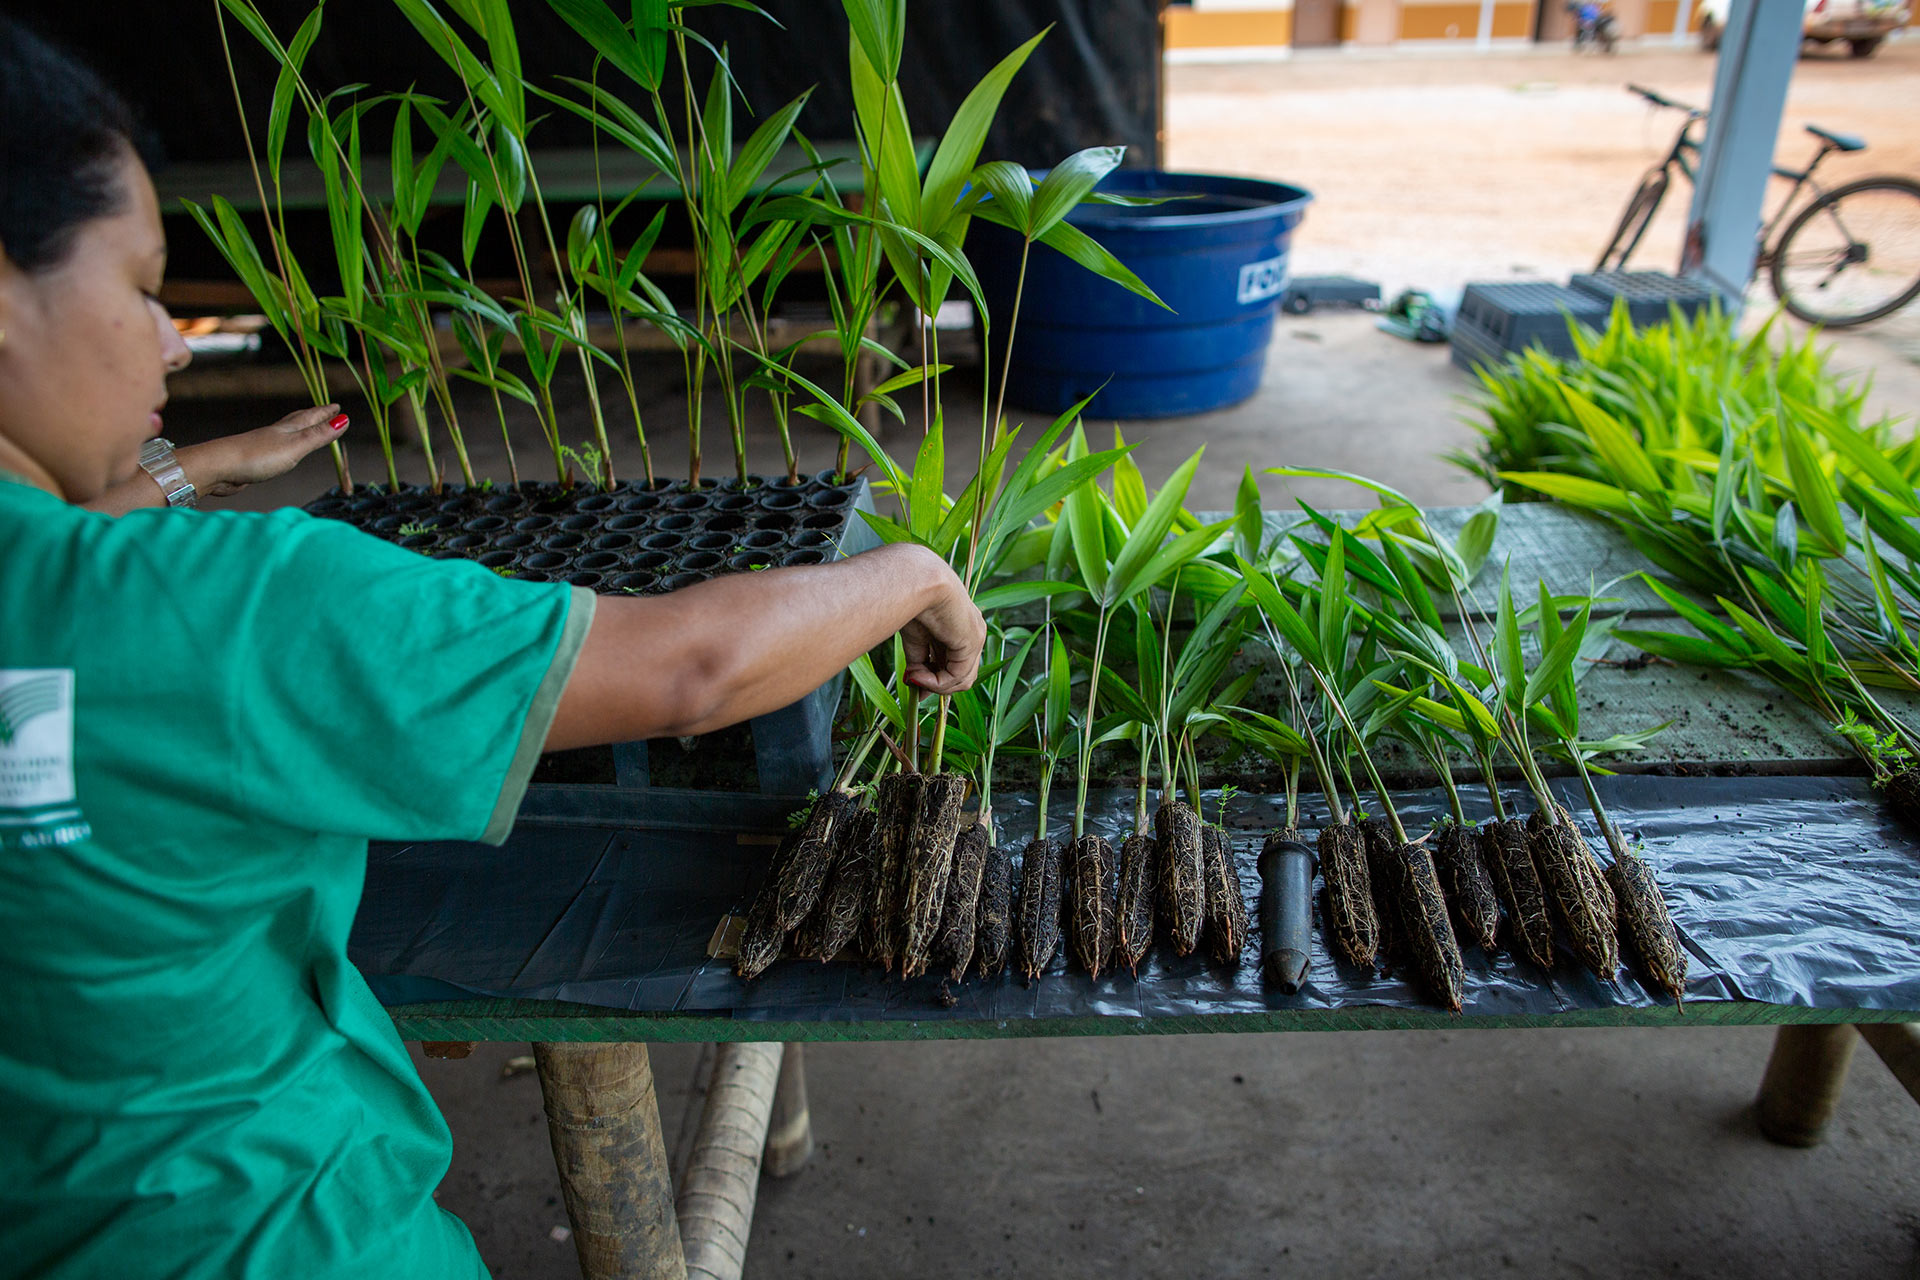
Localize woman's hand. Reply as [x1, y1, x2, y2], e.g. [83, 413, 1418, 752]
[83, 405, 347, 515]
[900, 556, 986, 695]
[181, 404, 347, 498]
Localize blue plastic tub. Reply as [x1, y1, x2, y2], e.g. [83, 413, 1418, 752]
[974, 170, 1312, 419]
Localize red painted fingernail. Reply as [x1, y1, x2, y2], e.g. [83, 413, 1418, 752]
[328, 414, 349, 431]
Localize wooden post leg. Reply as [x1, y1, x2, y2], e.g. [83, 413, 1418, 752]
[1755, 1024, 1858, 1147]
[533, 1042, 687, 1280]
[676, 1042, 783, 1280]
[1856, 1022, 1920, 1108]
[761, 1042, 815, 1179]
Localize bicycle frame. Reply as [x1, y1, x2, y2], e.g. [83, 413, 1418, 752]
[1609, 90, 1850, 273]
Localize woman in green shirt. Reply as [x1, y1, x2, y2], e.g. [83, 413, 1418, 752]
[0, 18, 982, 1278]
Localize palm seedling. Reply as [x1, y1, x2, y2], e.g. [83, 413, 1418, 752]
[1409, 566, 1628, 983]
[1237, 525, 1465, 1010]
[739, 647, 916, 977]
[196, 0, 355, 491]
[1016, 621, 1076, 981]
[1299, 503, 1505, 960]
[315, 92, 475, 490]
[1053, 439, 1224, 976]
[1523, 582, 1684, 1004]
[932, 625, 1045, 982]
[564, 198, 679, 487]
[733, 707, 887, 980]
[1127, 570, 1254, 966]
[398, 0, 688, 490]
[1234, 559, 1374, 970]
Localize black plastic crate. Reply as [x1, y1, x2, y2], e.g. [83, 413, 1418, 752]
[1568, 269, 1718, 328]
[305, 475, 878, 821]
[1449, 281, 1610, 371]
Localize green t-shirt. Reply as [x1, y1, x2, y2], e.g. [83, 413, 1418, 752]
[0, 477, 594, 1278]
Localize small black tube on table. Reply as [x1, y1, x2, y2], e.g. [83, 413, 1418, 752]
[1258, 834, 1316, 993]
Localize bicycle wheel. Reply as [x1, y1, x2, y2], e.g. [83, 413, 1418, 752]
[1597, 171, 1669, 272]
[1770, 176, 1920, 327]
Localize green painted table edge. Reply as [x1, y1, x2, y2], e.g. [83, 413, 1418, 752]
[390, 998, 1920, 1043]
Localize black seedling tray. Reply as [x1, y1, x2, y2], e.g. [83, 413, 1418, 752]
[1568, 269, 1718, 328]
[1449, 281, 1609, 371]
[303, 472, 878, 819]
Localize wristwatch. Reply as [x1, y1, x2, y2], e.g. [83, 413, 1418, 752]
[139, 438, 198, 509]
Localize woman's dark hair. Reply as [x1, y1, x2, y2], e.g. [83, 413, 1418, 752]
[0, 16, 139, 272]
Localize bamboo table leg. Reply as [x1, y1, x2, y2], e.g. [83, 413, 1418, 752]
[1856, 1022, 1920, 1108]
[676, 1042, 784, 1280]
[1755, 1024, 1858, 1147]
[534, 1042, 687, 1280]
[762, 1042, 815, 1179]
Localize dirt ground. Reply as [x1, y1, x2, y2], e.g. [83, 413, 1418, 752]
[381, 41, 1920, 1280]
[1169, 39, 1920, 302]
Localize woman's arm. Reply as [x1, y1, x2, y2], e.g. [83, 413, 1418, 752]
[84, 405, 347, 515]
[546, 542, 984, 750]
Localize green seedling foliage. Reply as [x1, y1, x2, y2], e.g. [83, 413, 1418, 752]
[840, 0, 906, 94]
[1267, 466, 1474, 590]
[392, 0, 523, 133]
[918, 29, 1046, 242]
[543, 0, 671, 92]
[1779, 412, 1847, 557]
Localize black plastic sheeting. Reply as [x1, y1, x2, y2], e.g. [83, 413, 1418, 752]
[348, 776, 1920, 1020]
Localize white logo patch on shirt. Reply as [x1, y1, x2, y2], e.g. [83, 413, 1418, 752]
[0, 669, 88, 847]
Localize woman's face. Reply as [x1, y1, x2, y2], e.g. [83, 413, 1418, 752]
[0, 148, 191, 502]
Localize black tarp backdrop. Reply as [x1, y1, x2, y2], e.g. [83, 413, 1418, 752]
[5, 1, 1161, 171]
[6, 1, 1158, 302]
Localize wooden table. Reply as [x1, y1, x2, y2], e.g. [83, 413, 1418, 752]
[374, 502, 1920, 1280]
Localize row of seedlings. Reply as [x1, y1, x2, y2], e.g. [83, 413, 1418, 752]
[735, 450, 1686, 1009]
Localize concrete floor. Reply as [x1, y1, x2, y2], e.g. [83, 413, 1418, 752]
[161, 38, 1920, 1280]
[419, 1029, 1920, 1280]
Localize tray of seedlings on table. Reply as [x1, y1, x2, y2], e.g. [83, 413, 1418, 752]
[200, 0, 1162, 799]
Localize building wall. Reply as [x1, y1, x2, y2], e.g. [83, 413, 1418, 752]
[1166, 0, 1295, 50]
[1164, 0, 1721, 50]
[1391, 0, 1536, 40]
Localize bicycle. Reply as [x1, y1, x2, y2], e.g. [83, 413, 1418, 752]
[1596, 83, 1920, 328]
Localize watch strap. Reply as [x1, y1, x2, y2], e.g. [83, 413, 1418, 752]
[139, 438, 198, 509]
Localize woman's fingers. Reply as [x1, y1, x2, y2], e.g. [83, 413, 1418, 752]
[900, 588, 985, 694]
[276, 403, 347, 440]
[193, 405, 347, 495]
[249, 405, 347, 479]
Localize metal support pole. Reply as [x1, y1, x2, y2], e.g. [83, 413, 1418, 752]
[1680, 0, 1803, 309]
[1755, 1024, 1858, 1147]
[534, 1042, 688, 1280]
[762, 1042, 816, 1179]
